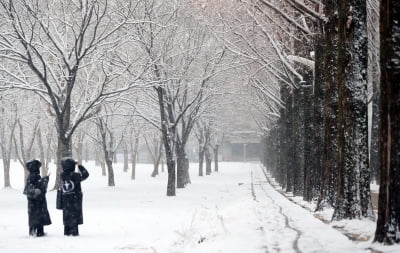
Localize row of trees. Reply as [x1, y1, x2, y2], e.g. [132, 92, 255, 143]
[0, 0, 238, 195]
[227, 0, 400, 245]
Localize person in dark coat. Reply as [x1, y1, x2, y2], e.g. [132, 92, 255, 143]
[57, 157, 89, 236]
[23, 159, 51, 237]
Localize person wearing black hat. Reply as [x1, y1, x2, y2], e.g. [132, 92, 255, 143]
[57, 157, 89, 236]
[23, 159, 51, 237]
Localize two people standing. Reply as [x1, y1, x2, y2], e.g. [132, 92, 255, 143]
[24, 157, 89, 237]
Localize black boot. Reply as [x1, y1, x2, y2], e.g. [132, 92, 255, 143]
[64, 226, 71, 236]
[29, 227, 36, 236]
[70, 225, 79, 236]
[36, 226, 44, 237]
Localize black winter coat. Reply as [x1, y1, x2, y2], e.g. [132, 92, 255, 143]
[58, 165, 89, 226]
[24, 174, 52, 227]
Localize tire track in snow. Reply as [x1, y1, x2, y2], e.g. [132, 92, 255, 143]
[252, 166, 303, 253]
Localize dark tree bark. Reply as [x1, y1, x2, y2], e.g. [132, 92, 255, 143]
[285, 88, 294, 192]
[316, 0, 339, 211]
[302, 75, 314, 202]
[292, 87, 304, 196]
[374, 0, 400, 244]
[176, 145, 187, 187]
[312, 32, 325, 203]
[276, 84, 291, 188]
[156, 87, 176, 196]
[333, 0, 374, 220]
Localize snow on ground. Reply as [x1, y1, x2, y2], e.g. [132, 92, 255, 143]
[0, 161, 399, 253]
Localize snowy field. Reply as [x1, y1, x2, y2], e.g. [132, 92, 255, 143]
[1, 161, 399, 253]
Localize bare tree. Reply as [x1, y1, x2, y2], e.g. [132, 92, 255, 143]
[0, 0, 141, 188]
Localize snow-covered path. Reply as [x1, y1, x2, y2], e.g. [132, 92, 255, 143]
[0, 161, 375, 252]
[251, 165, 369, 253]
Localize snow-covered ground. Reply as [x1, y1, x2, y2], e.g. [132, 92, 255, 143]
[0, 161, 399, 253]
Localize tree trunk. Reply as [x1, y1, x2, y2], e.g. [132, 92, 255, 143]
[76, 136, 83, 165]
[2, 160, 11, 188]
[333, 0, 373, 221]
[292, 87, 304, 196]
[285, 88, 294, 192]
[214, 145, 219, 172]
[316, 0, 339, 211]
[131, 137, 139, 180]
[151, 143, 162, 177]
[151, 160, 160, 177]
[101, 157, 107, 177]
[205, 147, 212, 175]
[54, 135, 72, 189]
[176, 144, 186, 188]
[368, 0, 381, 185]
[184, 158, 191, 185]
[123, 141, 129, 172]
[156, 86, 176, 196]
[198, 148, 204, 176]
[37, 128, 48, 177]
[302, 76, 314, 202]
[312, 32, 325, 202]
[106, 155, 115, 187]
[374, 0, 400, 244]
[277, 84, 289, 187]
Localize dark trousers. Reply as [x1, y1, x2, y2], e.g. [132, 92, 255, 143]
[29, 226, 44, 237]
[64, 225, 79, 236]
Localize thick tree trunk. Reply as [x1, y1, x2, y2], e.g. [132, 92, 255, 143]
[374, 0, 400, 244]
[316, 0, 339, 211]
[285, 89, 294, 192]
[333, 0, 373, 220]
